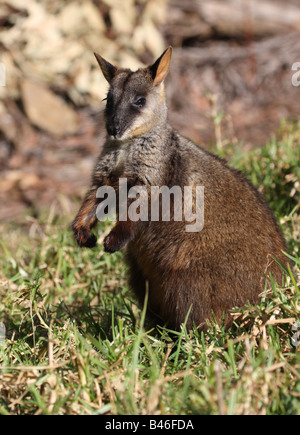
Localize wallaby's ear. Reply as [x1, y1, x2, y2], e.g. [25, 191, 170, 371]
[149, 46, 172, 86]
[94, 53, 117, 84]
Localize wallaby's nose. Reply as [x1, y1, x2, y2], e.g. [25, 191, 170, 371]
[108, 122, 121, 138]
[114, 124, 121, 136]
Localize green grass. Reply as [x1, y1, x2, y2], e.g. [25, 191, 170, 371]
[0, 121, 299, 415]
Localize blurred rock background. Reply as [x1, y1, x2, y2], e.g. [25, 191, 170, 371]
[0, 0, 299, 222]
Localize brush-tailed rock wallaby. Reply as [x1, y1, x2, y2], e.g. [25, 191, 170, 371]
[72, 47, 289, 330]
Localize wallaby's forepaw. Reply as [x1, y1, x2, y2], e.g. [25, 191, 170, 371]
[73, 226, 97, 248]
[104, 231, 125, 253]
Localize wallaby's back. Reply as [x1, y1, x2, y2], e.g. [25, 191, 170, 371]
[72, 47, 289, 331]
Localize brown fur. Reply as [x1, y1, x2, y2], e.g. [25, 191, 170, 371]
[72, 47, 290, 331]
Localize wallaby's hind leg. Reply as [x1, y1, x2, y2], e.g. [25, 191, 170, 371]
[125, 250, 159, 325]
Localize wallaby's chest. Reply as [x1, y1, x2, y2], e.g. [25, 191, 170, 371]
[103, 138, 163, 186]
[115, 147, 130, 171]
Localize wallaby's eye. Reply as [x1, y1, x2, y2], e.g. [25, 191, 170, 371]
[134, 97, 146, 108]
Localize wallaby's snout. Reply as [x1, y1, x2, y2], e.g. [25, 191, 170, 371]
[110, 123, 121, 138]
[104, 85, 140, 140]
[107, 115, 122, 139]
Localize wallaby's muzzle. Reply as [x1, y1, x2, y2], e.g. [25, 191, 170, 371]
[107, 119, 122, 139]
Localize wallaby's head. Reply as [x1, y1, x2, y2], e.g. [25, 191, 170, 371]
[94, 47, 172, 141]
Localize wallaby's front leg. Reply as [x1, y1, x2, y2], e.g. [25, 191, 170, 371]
[103, 177, 145, 253]
[73, 175, 144, 252]
[72, 182, 139, 251]
[104, 219, 138, 253]
[72, 185, 100, 248]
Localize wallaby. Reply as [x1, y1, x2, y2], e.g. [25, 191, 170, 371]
[72, 47, 289, 331]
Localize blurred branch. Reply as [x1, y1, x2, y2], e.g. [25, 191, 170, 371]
[163, 0, 300, 41]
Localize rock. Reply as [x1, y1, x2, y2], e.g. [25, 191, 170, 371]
[21, 79, 78, 137]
